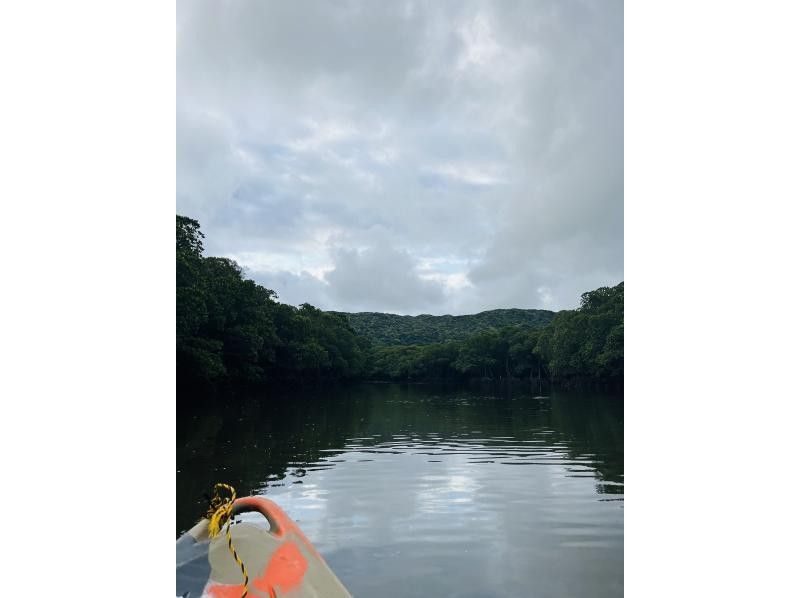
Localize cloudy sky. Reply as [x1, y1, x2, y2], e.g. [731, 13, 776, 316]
[177, 0, 622, 315]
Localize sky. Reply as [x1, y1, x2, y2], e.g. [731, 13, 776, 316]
[177, 0, 622, 315]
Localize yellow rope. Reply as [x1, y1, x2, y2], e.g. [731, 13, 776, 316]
[206, 483, 250, 598]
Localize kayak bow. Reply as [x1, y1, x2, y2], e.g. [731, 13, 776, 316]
[177, 494, 352, 598]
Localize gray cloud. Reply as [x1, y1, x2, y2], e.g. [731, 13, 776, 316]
[178, 0, 622, 314]
[326, 246, 446, 313]
[248, 269, 329, 309]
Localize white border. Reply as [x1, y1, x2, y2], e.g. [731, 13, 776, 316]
[1, 1, 175, 594]
[627, 1, 800, 596]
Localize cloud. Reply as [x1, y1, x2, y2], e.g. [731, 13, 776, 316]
[243, 245, 450, 315]
[248, 269, 330, 309]
[177, 0, 623, 314]
[326, 246, 445, 313]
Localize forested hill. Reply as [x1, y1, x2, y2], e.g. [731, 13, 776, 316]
[330, 309, 556, 346]
[178, 214, 621, 390]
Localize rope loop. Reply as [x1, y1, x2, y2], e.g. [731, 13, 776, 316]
[206, 483, 249, 598]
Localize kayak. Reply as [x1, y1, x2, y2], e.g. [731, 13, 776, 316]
[177, 494, 352, 598]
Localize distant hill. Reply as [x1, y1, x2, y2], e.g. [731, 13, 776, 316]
[331, 308, 556, 346]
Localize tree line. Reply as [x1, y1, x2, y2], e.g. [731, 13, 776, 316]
[365, 283, 623, 389]
[177, 216, 623, 391]
[333, 308, 555, 346]
[178, 216, 369, 388]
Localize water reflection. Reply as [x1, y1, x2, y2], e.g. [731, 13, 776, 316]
[177, 384, 623, 598]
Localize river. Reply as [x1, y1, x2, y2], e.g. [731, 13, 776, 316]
[177, 383, 623, 597]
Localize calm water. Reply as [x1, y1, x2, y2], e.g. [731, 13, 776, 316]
[177, 384, 623, 597]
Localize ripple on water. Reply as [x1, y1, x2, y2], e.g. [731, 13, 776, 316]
[177, 388, 623, 598]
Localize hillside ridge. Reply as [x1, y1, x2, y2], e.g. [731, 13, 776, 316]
[330, 308, 556, 346]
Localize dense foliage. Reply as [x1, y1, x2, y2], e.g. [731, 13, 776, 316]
[177, 215, 622, 390]
[538, 283, 624, 385]
[332, 309, 555, 345]
[365, 283, 623, 389]
[365, 328, 539, 382]
[177, 216, 369, 388]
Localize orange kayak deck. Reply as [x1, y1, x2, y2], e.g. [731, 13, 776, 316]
[177, 496, 352, 598]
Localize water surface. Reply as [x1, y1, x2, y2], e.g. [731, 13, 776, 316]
[177, 384, 623, 597]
